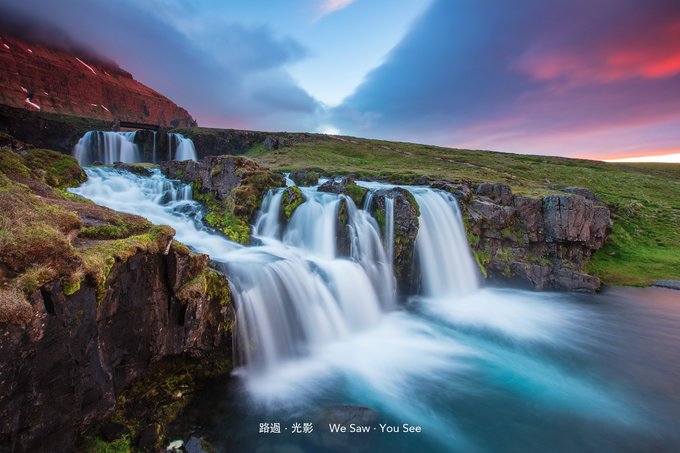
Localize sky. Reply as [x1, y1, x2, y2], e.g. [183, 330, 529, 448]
[1, 0, 679, 161]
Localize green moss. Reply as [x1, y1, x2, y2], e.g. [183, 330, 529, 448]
[280, 186, 304, 221]
[345, 183, 368, 207]
[80, 435, 132, 453]
[63, 278, 82, 296]
[177, 268, 231, 308]
[23, 149, 87, 188]
[80, 355, 232, 451]
[80, 225, 174, 304]
[373, 209, 386, 232]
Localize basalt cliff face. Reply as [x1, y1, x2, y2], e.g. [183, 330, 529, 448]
[434, 181, 612, 292]
[0, 34, 196, 128]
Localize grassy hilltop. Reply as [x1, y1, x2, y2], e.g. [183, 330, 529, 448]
[247, 136, 680, 286]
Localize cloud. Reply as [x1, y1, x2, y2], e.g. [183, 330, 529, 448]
[315, 0, 355, 21]
[0, 0, 323, 131]
[331, 0, 680, 158]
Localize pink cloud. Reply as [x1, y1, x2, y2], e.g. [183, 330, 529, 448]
[515, 19, 680, 84]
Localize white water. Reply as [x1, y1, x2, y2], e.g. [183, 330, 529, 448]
[73, 131, 140, 165]
[410, 188, 480, 297]
[73, 130, 197, 165]
[168, 132, 197, 161]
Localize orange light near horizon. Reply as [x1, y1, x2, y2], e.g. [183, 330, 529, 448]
[605, 151, 680, 163]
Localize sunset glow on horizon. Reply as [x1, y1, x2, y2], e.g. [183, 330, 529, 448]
[1, 0, 679, 162]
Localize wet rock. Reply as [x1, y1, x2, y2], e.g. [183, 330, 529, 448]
[280, 186, 304, 224]
[161, 156, 285, 243]
[368, 188, 420, 293]
[137, 424, 161, 452]
[185, 436, 209, 453]
[99, 421, 130, 442]
[318, 176, 368, 207]
[431, 180, 472, 204]
[290, 168, 320, 186]
[113, 161, 152, 176]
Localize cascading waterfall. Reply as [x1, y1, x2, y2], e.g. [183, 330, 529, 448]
[168, 132, 197, 161]
[409, 188, 479, 297]
[71, 168, 479, 374]
[74, 130, 197, 165]
[73, 131, 140, 165]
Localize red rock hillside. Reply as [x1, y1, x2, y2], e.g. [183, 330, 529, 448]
[0, 34, 196, 127]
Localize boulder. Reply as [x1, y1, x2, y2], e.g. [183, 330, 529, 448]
[290, 168, 320, 186]
[318, 176, 368, 207]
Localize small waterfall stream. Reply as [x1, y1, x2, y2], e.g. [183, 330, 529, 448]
[73, 131, 140, 165]
[73, 130, 197, 165]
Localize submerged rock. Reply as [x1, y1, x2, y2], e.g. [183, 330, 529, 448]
[113, 161, 153, 176]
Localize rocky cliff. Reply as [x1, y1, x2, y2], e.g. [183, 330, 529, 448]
[0, 34, 196, 128]
[435, 181, 612, 292]
[0, 136, 233, 452]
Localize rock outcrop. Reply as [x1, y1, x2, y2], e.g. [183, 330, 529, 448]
[161, 156, 285, 244]
[367, 188, 420, 293]
[0, 140, 233, 452]
[318, 176, 368, 207]
[289, 168, 320, 186]
[460, 182, 612, 292]
[0, 34, 196, 128]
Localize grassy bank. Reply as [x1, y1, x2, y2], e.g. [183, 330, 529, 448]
[247, 136, 680, 286]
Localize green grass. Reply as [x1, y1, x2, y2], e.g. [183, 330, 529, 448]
[247, 136, 680, 286]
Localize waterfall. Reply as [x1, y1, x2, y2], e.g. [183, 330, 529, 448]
[168, 132, 197, 161]
[74, 130, 197, 165]
[71, 168, 479, 374]
[73, 131, 140, 165]
[409, 188, 479, 297]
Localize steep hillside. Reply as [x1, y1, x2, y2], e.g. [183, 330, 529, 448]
[0, 34, 196, 128]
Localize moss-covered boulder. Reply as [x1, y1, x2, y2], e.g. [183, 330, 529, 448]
[161, 156, 285, 244]
[367, 188, 420, 293]
[280, 186, 305, 223]
[318, 175, 368, 207]
[290, 168, 320, 186]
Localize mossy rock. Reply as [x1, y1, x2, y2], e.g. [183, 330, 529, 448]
[280, 186, 304, 223]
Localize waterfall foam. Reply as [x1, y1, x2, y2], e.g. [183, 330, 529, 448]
[168, 132, 197, 161]
[409, 188, 479, 297]
[73, 131, 140, 165]
[73, 130, 197, 165]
